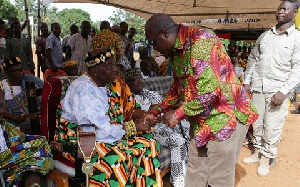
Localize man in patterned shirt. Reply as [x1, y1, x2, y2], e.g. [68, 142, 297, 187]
[145, 13, 259, 187]
[91, 21, 122, 64]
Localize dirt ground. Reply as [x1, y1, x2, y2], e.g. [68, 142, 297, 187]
[163, 104, 300, 187]
[235, 103, 300, 187]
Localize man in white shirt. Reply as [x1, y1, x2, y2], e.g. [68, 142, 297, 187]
[243, 0, 300, 176]
[66, 21, 91, 73]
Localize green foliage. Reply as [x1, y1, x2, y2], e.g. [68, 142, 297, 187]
[0, 0, 18, 20]
[109, 9, 146, 42]
[57, 8, 92, 37]
[14, 0, 38, 22]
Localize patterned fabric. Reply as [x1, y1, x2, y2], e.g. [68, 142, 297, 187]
[35, 36, 50, 68]
[91, 29, 122, 63]
[56, 75, 162, 186]
[135, 88, 190, 187]
[58, 76, 79, 100]
[152, 121, 190, 187]
[125, 68, 142, 79]
[150, 24, 259, 147]
[2, 74, 43, 134]
[120, 35, 132, 70]
[143, 76, 174, 98]
[67, 33, 92, 73]
[0, 120, 53, 187]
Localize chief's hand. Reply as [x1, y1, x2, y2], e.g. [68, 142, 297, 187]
[270, 91, 285, 106]
[162, 110, 178, 128]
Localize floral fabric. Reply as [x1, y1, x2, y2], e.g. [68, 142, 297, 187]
[91, 29, 122, 63]
[150, 24, 259, 147]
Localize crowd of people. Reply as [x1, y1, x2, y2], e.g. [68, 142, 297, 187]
[0, 0, 299, 186]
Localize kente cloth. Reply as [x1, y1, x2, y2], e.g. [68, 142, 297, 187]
[91, 29, 122, 63]
[0, 120, 53, 187]
[150, 24, 259, 147]
[2, 74, 43, 134]
[135, 89, 190, 187]
[57, 75, 162, 186]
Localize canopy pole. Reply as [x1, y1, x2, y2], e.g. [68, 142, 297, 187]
[37, 0, 41, 77]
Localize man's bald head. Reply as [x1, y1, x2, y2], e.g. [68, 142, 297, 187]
[145, 13, 176, 39]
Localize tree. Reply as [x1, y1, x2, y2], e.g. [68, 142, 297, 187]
[57, 8, 92, 37]
[14, 0, 38, 22]
[109, 9, 146, 42]
[0, 0, 19, 20]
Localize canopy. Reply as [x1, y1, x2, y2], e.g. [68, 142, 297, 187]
[43, 0, 281, 30]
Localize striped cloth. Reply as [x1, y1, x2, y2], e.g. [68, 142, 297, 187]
[0, 120, 53, 187]
[56, 114, 163, 187]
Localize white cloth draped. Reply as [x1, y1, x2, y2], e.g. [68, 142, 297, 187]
[61, 74, 126, 144]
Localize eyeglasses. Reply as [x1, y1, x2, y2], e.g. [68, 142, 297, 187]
[126, 77, 143, 83]
[148, 24, 176, 46]
[148, 31, 161, 47]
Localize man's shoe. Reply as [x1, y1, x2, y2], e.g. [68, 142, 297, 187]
[257, 155, 270, 176]
[291, 108, 300, 114]
[243, 149, 260, 164]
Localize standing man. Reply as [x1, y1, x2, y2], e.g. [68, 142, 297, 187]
[144, 13, 258, 187]
[46, 23, 63, 72]
[91, 21, 122, 64]
[127, 27, 136, 64]
[35, 22, 49, 75]
[0, 19, 6, 64]
[243, 0, 300, 176]
[62, 24, 78, 59]
[66, 21, 91, 73]
[119, 22, 132, 70]
[5, 21, 35, 74]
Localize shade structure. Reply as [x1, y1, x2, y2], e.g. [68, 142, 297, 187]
[43, 0, 280, 29]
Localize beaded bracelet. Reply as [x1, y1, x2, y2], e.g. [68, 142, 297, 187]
[125, 120, 137, 137]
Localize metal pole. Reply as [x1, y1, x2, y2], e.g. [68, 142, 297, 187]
[37, 0, 41, 77]
[23, 0, 31, 43]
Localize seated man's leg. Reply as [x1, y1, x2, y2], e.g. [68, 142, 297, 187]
[90, 134, 162, 186]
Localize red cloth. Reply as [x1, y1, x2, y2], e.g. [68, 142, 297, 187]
[41, 78, 75, 168]
[43, 69, 67, 81]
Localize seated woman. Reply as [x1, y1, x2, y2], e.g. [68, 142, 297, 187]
[1, 57, 43, 134]
[125, 68, 190, 187]
[0, 82, 53, 187]
[56, 49, 162, 186]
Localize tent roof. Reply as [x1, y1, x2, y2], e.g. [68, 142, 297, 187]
[45, 0, 280, 29]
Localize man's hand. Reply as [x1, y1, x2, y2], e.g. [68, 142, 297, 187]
[243, 84, 251, 94]
[162, 110, 178, 128]
[135, 118, 152, 133]
[270, 91, 285, 106]
[13, 114, 28, 123]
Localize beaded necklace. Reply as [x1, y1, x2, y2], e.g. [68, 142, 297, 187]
[7, 80, 28, 108]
